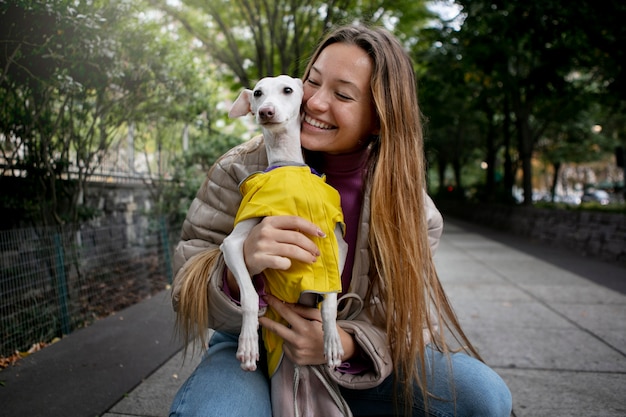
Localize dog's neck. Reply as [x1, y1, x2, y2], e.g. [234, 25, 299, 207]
[263, 119, 305, 166]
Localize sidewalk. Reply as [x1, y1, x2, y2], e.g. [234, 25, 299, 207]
[104, 218, 626, 417]
[0, 287, 184, 417]
[433, 219, 625, 416]
[2, 218, 625, 416]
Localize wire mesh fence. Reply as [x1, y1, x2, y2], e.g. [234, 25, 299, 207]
[0, 217, 178, 358]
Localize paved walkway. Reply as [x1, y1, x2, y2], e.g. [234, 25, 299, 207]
[2, 218, 624, 416]
[0, 286, 183, 417]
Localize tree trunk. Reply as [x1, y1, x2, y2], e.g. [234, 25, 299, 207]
[503, 95, 514, 200]
[513, 95, 534, 206]
[437, 156, 447, 194]
[485, 109, 496, 200]
[519, 126, 534, 205]
[550, 161, 561, 202]
[452, 158, 462, 192]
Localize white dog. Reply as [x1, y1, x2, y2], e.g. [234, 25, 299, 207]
[222, 75, 351, 416]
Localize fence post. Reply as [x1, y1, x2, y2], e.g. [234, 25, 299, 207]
[159, 216, 173, 283]
[54, 233, 71, 335]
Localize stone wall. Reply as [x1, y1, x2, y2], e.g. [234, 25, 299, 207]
[0, 177, 154, 232]
[436, 201, 626, 266]
[80, 182, 162, 254]
[85, 182, 153, 235]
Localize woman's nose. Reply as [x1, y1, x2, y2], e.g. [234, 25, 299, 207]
[305, 88, 329, 112]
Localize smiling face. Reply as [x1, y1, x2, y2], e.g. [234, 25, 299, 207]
[300, 42, 380, 154]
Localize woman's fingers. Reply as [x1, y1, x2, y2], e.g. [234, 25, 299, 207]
[259, 294, 357, 366]
[243, 216, 324, 275]
[259, 294, 326, 365]
[266, 294, 322, 327]
[265, 215, 326, 238]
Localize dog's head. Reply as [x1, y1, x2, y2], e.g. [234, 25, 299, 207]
[228, 75, 303, 130]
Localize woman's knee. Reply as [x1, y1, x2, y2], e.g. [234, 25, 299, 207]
[170, 333, 272, 416]
[450, 354, 512, 417]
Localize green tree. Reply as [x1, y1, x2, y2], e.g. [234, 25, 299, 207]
[1, 0, 128, 225]
[538, 103, 619, 200]
[113, 11, 218, 222]
[0, 0, 216, 227]
[149, 0, 432, 87]
[160, 133, 244, 226]
[452, 0, 626, 205]
[417, 24, 489, 197]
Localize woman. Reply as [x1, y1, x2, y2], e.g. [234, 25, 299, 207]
[170, 24, 512, 416]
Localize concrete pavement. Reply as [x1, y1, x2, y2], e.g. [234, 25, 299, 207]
[2, 217, 624, 416]
[433, 219, 625, 417]
[0, 289, 183, 417]
[104, 218, 626, 417]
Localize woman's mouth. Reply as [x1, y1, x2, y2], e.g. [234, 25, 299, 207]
[303, 114, 334, 130]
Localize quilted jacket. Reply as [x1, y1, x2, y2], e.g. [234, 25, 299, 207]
[171, 135, 444, 390]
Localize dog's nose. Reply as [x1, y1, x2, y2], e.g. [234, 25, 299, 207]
[258, 105, 275, 121]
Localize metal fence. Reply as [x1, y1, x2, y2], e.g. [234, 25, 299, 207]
[0, 218, 178, 357]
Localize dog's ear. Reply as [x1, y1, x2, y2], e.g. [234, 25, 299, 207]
[228, 89, 253, 118]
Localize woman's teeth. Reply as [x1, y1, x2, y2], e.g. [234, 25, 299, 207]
[304, 115, 333, 130]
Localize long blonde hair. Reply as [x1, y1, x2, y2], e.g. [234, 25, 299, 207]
[302, 25, 482, 414]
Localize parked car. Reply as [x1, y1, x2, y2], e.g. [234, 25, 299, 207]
[554, 194, 581, 205]
[581, 189, 610, 205]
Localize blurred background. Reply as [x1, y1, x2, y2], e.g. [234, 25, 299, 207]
[1, 0, 624, 362]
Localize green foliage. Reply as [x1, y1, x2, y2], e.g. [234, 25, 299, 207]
[157, 133, 245, 226]
[151, 0, 432, 88]
[418, 0, 626, 205]
[3, 0, 623, 228]
[0, 0, 217, 227]
[1, 0, 124, 225]
[537, 103, 617, 165]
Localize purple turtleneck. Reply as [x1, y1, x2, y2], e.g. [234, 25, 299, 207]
[313, 147, 369, 294]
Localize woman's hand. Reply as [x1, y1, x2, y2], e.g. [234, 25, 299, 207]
[259, 294, 356, 366]
[243, 216, 325, 276]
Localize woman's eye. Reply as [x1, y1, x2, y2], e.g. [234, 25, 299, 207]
[306, 78, 320, 87]
[336, 92, 352, 100]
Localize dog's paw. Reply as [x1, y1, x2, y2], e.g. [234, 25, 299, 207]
[324, 333, 344, 369]
[238, 357, 258, 371]
[236, 334, 259, 372]
[236, 346, 259, 371]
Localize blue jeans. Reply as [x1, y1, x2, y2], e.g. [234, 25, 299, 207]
[169, 332, 512, 417]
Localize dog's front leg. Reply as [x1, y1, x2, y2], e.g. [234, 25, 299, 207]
[322, 223, 349, 368]
[221, 218, 261, 371]
[321, 293, 343, 368]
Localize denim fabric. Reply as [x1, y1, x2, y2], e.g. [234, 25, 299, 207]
[169, 332, 272, 417]
[340, 346, 512, 416]
[169, 332, 512, 417]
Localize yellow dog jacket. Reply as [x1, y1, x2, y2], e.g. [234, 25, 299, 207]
[235, 165, 345, 376]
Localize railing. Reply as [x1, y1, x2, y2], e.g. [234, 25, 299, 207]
[0, 218, 177, 357]
[0, 163, 167, 186]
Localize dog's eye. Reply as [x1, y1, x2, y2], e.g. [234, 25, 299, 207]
[283, 87, 293, 94]
[253, 90, 263, 97]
